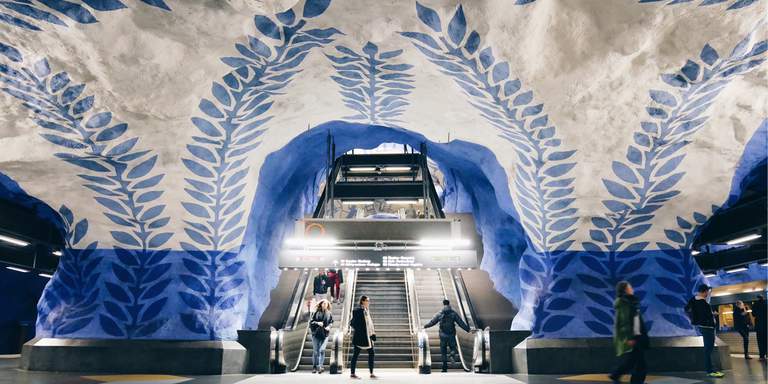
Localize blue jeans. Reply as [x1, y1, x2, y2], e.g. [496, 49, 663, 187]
[312, 335, 328, 369]
[699, 326, 715, 373]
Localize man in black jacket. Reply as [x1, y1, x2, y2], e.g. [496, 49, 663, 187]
[753, 295, 767, 360]
[685, 284, 724, 378]
[313, 270, 329, 302]
[424, 299, 470, 372]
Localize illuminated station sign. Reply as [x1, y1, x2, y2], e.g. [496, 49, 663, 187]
[278, 219, 478, 268]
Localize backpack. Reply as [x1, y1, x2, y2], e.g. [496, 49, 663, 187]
[438, 310, 455, 335]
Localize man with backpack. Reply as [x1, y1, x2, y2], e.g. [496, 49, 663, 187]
[423, 299, 470, 372]
[685, 284, 724, 378]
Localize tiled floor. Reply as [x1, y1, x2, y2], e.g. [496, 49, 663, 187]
[0, 355, 765, 384]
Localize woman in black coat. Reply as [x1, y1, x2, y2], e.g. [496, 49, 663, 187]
[734, 300, 752, 359]
[349, 295, 376, 379]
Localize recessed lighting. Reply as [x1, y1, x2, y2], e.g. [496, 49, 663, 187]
[0, 234, 30, 247]
[52, 250, 63, 257]
[704, 273, 717, 278]
[726, 234, 761, 245]
[726, 267, 748, 274]
[38, 273, 52, 278]
[6, 266, 30, 273]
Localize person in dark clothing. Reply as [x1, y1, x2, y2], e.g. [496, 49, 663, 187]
[423, 299, 470, 372]
[609, 281, 648, 384]
[733, 300, 752, 359]
[313, 270, 329, 302]
[309, 299, 333, 373]
[685, 284, 724, 378]
[753, 295, 768, 360]
[349, 295, 377, 379]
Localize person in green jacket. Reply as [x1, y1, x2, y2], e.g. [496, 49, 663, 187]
[609, 281, 648, 384]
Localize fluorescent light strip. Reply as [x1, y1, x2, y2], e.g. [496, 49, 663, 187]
[38, 273, 53, 279]
[761, 262, 768, 267]
[348, 167, 376, 172]
[385, 200, 421, 205]
[703, 273, 717, 278]
[726, 233, 761, 245]
[6, 266, 30, 273]
[726, 267, 748, 274]
[52, 250, 63, 257]
[383, 166, 412, 172]
[0, 234, 30, 247]
[690, 250, 700, 256]
[341, 200, 373, 205]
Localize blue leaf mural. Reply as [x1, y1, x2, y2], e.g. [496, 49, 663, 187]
[179, 3, 341, 339]
[0, 55, 173, 338]
[569, 28, 767, 337]
[0, 0, 170, 31]
[638, 0, 762, 10]
[326, 41, 414, 125]
[37, 205, 100, 337]
[402, 1, 579, 331]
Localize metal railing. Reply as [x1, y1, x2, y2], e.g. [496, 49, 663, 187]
[472, 327, 491, 373]
[417, 328, 432, 374]
[330, 268, 357, 374]
[269, 327, 287, 373]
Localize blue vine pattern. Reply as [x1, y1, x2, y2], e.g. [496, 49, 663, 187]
[326, 41, 414, 126]
[0, 0, 169, 31]
[571, 29, 767, 336]
[639, 0, 761, 11]
[37, 205, 100, 337]
[402, 1, 579, 331]
[0, 53, 174, 338]
[179, 0, 341, 339]
[653, 209, 713, 331]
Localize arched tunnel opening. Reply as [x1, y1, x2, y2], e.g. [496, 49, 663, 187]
[237, 121, 529, 332]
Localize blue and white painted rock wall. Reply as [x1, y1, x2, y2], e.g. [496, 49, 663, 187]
[0, 0, 765, 340]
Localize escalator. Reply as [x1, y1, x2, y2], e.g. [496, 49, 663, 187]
[412, 269, 474, 371]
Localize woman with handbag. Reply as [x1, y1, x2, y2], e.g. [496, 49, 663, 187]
[349, 295, 377, 379]
[609, 281, 648, 384]
[310, 299, 333, 373]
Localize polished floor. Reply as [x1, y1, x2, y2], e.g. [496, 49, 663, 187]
[0, 355, 765, 384]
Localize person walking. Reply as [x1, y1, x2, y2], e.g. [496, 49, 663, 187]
[423, 299, 470, 372]
[349, 295, 377, 379]
[753, 295, 767, 361]
[733, 300, 752, 359]
[327, 269, 343, 303]
[313, 270, 329, 302]
[310, 299, 333, 374]
[685, 284, 724, 378]
[609, 281, 648, 384]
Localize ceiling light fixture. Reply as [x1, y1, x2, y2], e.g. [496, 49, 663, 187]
[341, 200, 374, 205]
[726, 267, 748, 274]
[6, 266, 30, 273]
[691, 250, 700, 256]
[703, 273, 717, 278]
[348, 167, 376, 172]
[38, 273, 53, 279]
[52, 250, 63, 257]
[0, 234, 30, 247]
[726, 233, 761, 245]
[383, 166, 412, 172]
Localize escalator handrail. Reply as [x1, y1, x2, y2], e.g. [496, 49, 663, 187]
[472, 326, 491, 373]
[450, 269, 477, 329]
[417, 328, 432, 374]
[405, 269, 420, 335]
[288, 272, 316, 372]
[437, 270, 472, 372]
[329, 329, 345, 374]
[341, 268, 358, 369]
[285, 271, 312, 331]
